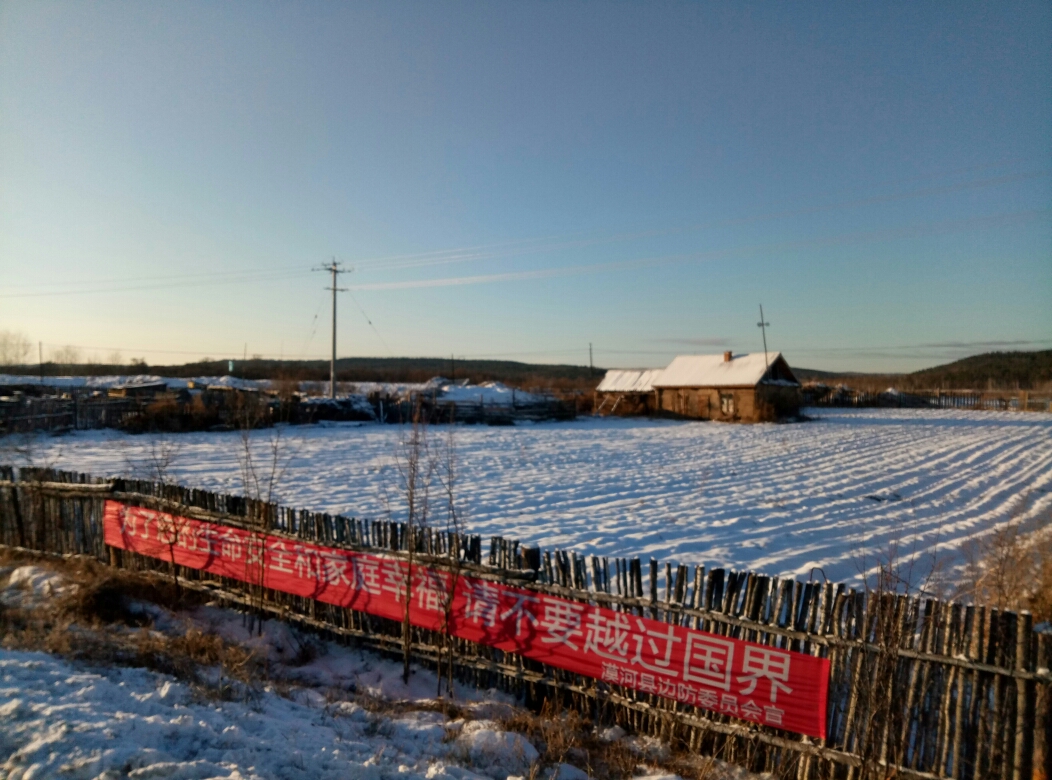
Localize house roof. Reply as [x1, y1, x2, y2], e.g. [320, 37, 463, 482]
[596, 369, 663, 393]
[652, 353, 790, 388]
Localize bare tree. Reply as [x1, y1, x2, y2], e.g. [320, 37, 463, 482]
[233, 393, 298, 635]
[121, 434, 186, 593]
[436, 425, 466, 697]
[0, 330, 32, 366]
[122, 435, 182, 483]
[390, 406, 435, 684]
[51, 345, 82, 367]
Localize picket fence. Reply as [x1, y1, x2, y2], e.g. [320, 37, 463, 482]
[0, 465, 1048, 780]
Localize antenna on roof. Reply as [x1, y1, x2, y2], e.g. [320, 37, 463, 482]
[757, 305, 770, 372]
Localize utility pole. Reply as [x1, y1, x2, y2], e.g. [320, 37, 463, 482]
[589, 343, 594, 378]
[757, 304, 771, 371]
[313, 259, 350, 398]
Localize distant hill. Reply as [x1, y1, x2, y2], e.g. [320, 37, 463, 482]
[795, 350, 1052, 391]
[2, 357, 600, 392]
[909, 350, 1052, 389]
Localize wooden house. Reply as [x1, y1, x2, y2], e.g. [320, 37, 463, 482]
[652, 351, 800, 422]
[596, 352, 801, 422]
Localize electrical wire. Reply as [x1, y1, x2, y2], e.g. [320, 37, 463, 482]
[345, 290, 394, 356]
[347, 207, 1050, 292]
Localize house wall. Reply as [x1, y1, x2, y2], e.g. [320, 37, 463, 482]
[654, 384, 801, 422]
[594, 391, 653, 416]
[756, 384, 802, 420]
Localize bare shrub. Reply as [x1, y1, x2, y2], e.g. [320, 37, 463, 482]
[0, 558, 259, 697]
[958, 495, 1052, 620]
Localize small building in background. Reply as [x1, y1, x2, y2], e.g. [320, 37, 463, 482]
[596, 352, 801, 422]
[594, 369, 663, 415]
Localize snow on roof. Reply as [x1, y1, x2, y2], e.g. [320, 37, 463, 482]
[596, 369, 663, 393]
[652, 353, 784, 388]
[437, 380, 543, 406]
[0, 374, 268, 392]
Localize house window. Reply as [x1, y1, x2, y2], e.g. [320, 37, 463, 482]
[720, 394, 734, 416]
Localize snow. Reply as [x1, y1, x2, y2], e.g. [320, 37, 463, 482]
[652, 353, 784, 388]
[350, 378, 544, 407]
[0, 556, 719, 780]
[433, 381, 543, 407]
[596, 370, 662, 394]
[0, 374, 268, 392]
[9, 408, 1052, 587]
[455, 721, 539, 776]
[0, 562, 543, 780]
[346, 381, 430, 397]
[0, 566, 69, 609]
[0, 648, 529, 780]
[0, 374, 545, 408]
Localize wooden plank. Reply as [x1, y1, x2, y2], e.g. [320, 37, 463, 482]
[1012, 611, 1033, 780]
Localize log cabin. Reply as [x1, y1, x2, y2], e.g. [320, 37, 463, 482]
[596, 352, 801, 422]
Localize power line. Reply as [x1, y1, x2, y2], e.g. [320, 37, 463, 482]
[0, 268, 308, 298]
[348, 167, 1049, 275]
[344, 207, 1050, 293]
[4, 164, 1045, 300]
[346, 290, 393, 357]
[3, 265, 310, 290]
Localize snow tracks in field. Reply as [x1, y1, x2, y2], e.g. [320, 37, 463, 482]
[27, 408, 1052, 586]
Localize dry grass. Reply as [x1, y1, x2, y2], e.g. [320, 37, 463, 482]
[501, 699, 736, 780]
[957, 500, 1052, 620]
[0, 552, 262, 699]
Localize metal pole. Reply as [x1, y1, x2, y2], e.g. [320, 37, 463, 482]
[757, 305, 770, 371]
[313, 259, 349, 400]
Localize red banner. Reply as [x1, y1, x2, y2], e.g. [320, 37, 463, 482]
[104, 501, 829, 737]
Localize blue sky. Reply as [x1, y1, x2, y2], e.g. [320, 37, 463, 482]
[1, 1, 1049, 372]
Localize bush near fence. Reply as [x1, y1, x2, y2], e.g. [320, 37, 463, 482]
[0, 465, 1048, 780]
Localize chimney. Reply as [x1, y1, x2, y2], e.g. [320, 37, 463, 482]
[723, 351, 733, 362]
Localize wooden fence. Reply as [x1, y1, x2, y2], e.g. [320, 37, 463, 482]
[0, 396, 142, 434]
[0, 465, 1048, 780]
[802, 387, 1052, 413]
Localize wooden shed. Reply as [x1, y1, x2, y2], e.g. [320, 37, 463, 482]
[652, 351, 800, 422]
[594, 369, 662, 416]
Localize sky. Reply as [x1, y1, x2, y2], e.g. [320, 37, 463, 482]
[1, 1, 1050, 373]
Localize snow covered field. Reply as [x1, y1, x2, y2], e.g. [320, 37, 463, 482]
[7, 409, 1052, 587]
